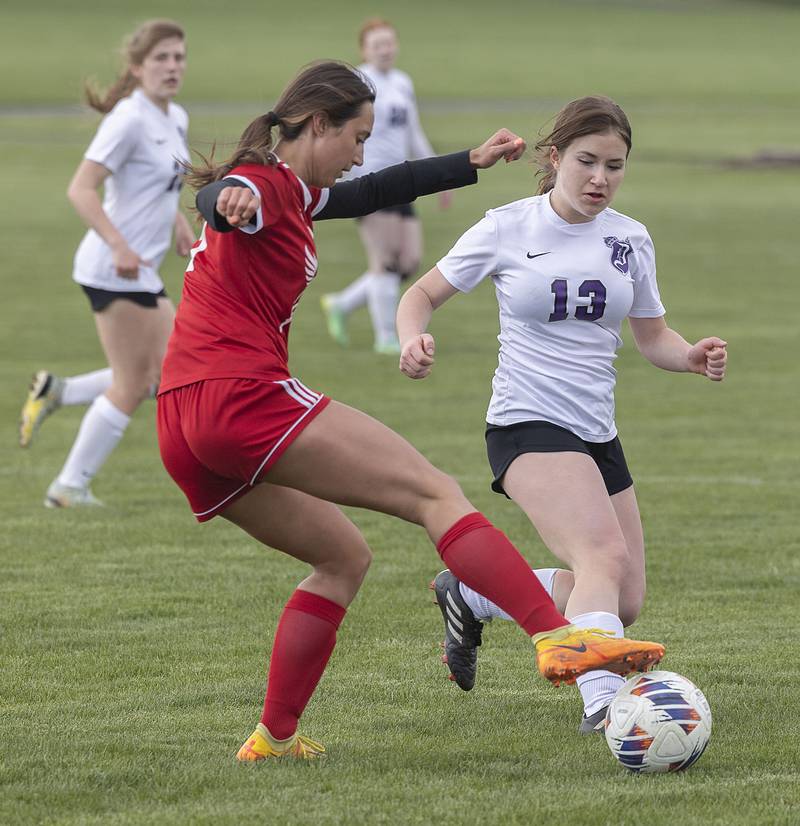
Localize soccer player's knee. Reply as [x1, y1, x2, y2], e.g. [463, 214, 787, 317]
[619, 586, 646, 627]
[351, 544, 373, 581]
[596, 539, 630, 585]
[413, 469, 456, 514]
[397, 254, 420, 280]
[432, 470, 465, 506]
[114, 377, 151, 408]
[382, 256, 401, 275]
[137, 376, 158, 404]
[619, 601, 642, 628]
[325, 541, 372, 586]
[409, 467, 469, 527]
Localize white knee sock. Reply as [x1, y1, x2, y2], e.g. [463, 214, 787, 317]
[366, 271, 401, 346]
[61, 368, 114, 406]
[459, 568, 561, 621]
[331, 272, 372, 315]
[570, 610, 626, 716]
[459, 573, 626, 715]
[57, 395, 131, 489]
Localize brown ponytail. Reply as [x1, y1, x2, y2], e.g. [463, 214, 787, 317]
[185, 61, 376, 190]
[534, 96, 632, 195]
[84, 19, 185, 113]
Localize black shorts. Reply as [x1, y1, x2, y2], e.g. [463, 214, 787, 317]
[81, 285, 168, 312]
[485, 420, 633, 497]
[356, 202, 416, 221]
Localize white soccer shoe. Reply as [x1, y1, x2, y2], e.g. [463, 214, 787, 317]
[44, 480, 104, 509]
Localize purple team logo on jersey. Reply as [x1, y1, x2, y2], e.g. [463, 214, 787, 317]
[604, 236, 633, 274]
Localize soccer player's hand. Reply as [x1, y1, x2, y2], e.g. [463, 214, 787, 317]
[469, 129, 526, 168]
[400, 334, 436, 379]
[687, 337, 727, 381]
[217, 186, 260, 227]
[112, 242, 150, 279]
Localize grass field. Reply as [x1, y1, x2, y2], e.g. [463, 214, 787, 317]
[1, 1, 799, 824]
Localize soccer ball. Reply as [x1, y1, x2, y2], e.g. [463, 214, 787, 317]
[604, 671, 712, 773]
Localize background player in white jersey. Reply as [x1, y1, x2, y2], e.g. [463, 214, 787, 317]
[396, 96, 727, 731]
[18, 19, 194, 507]
[320, 18, 451, 354]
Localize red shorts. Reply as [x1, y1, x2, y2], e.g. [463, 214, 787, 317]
[157, 377, 330, 521]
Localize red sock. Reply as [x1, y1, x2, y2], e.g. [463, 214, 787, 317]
[437, 512, 567, 636]
[260, 589, 346, 740]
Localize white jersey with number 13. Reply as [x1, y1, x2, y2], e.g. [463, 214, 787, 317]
[437, 193, 666, 442]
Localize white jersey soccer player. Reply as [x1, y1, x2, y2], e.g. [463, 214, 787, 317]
[397, 96, 727, 731]
[351, 62, 434, 176]
[18, 21, 195, 511]
[321, 19, 450, 354]
[73, 87, 189, 294]
[438, 193, 664, 441]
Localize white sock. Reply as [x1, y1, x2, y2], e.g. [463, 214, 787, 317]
[459, 568, 561, 621]
[61, 368, 114, 406]
[366, 271, 401, 346]
[330, 272, 372, 315]
[57, 395, 130, 488]
[570, 610, 626, 716]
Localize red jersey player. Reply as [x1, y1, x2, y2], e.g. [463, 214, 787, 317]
[158, 61, 665, 761]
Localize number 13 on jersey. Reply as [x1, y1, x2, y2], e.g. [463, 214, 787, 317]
[548, 278, 607, 322]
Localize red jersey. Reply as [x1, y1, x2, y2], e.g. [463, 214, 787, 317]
[159, 162, 327, 392]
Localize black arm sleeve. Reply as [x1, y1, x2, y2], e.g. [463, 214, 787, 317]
[194, 150, 478, 230]
[195, 179, 252, 232]
[315, 150, 477, 220]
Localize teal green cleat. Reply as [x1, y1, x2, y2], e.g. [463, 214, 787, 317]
[320, 294, 349, 347]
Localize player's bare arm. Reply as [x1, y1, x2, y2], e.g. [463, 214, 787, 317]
[67, 159, 151, 278]
[174, 211, 195, 257]
[398, 267, 459, 379]
[629, 316, 727, 381]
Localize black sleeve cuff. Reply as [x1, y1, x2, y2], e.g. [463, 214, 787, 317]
[195, 179, 252, 232]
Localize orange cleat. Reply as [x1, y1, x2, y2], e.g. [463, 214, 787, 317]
[533, 625, 665, 686]
[236, 723, 326, 761]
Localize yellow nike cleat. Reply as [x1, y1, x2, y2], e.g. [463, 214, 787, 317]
[19, 370, 63, 448]
[236, 723, 326, 761]
[533, 625, 665, 686]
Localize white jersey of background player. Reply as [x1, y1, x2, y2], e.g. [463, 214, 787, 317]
[18, 20, 194, 510]
[320, 18, 451, 354]
[397, 96, 727, 732]
[73, 86, 188, 293]
[355, 62, 433, 175]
